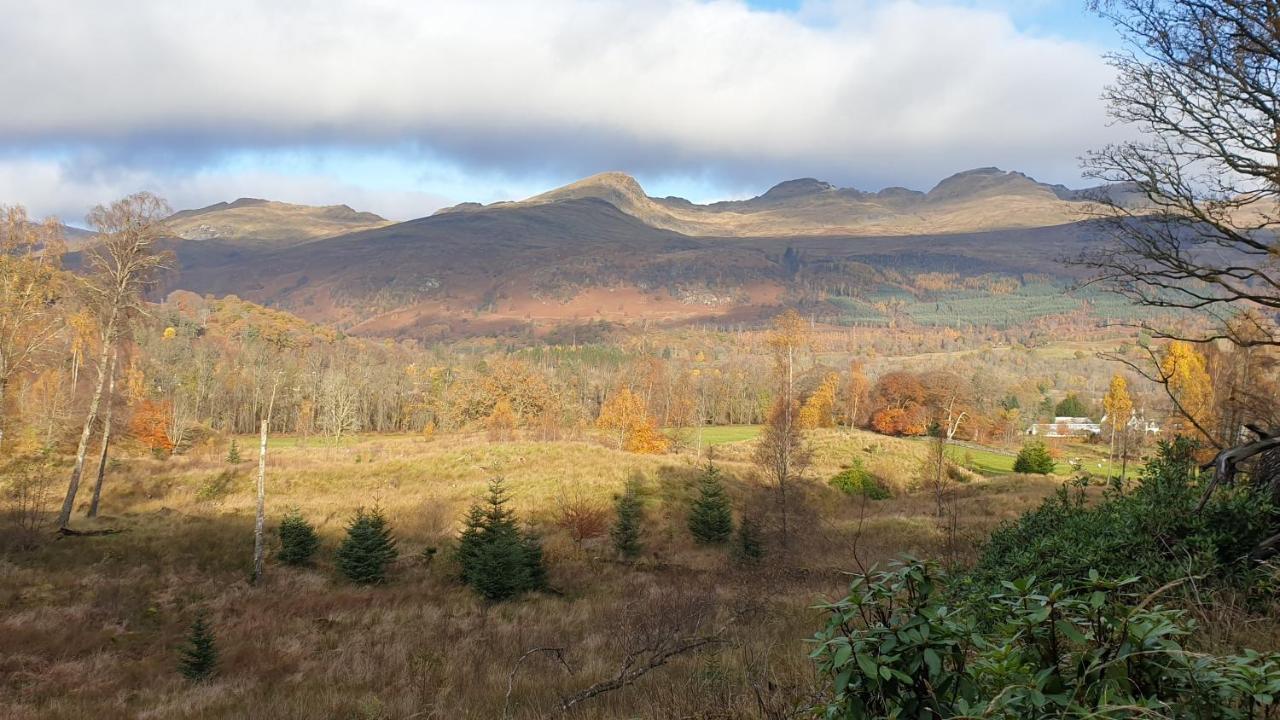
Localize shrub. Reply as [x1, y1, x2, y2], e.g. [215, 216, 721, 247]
[277, 508, 319, 566]
[457, 478, 545, 601]
[610, 478, 644, 559]
[177, 613, 218, 681]
[195, 470, 237, 503]
[225, 438, 242, 464]
[734, 517, 764, 563]
[970, 438, 1276, 604]
[335, 506, 398, 584]
[828, 458, 889, 500]
[1013, 439, 1055, 474]
[688, 461, 733, 544]
[555, 494, 609, 549]
[812, 559, 1280, 719]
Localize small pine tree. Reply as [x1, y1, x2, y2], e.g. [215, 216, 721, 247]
[336, 506, 398, 584]
[277, 508, 319, 565]
[610, 477, 644, 559]
[457, 478, 545, 601]
[178, 612, 218, 681]
[225, 438, 241, 464]
[734, 516, 764, 563]
[688, 461, 733, 544]
[1014, 440, 1056, 475]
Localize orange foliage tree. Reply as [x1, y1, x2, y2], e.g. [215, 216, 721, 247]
[130, 399, 174, 454]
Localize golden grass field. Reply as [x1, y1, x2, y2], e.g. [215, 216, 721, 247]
[2, 429, 1066, 719]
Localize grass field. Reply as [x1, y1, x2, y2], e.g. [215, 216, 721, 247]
[682, 425, 762, 446]
[943, 443, 1073, 476]
[2, 429, 1066, 720]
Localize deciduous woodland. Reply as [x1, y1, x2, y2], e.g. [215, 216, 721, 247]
[3, 0, 1280, 718]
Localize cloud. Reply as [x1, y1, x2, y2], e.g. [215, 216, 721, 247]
[0, 0, 1123, 214]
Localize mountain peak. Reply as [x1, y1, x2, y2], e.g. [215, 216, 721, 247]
[759, 178, 836, 201]
[926, 167, 1050, 202]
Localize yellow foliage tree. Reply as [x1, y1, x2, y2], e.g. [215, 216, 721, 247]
[596, 388, 669, 454]
[1102, 374, 1133, 478]
[1159, 341, 1215, 441]
[486, 397, 517, 441]
[799, 372, 840, 429]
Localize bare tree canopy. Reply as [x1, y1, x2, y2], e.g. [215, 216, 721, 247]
[1080, 0, 1280, 346]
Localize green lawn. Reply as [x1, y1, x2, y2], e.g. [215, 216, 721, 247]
[941, 443, 1073, 477]
[667, 425, 763, 446]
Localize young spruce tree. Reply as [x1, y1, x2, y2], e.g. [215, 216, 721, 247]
[336, 506, 398, 584]
[610, 477, 644, 559]
[457, 477, 545, 601]
[277, 508, 320, 565]
[177, 612, 218, 681]
[734, 516, 764, 563]
[689, 460, 733, 544]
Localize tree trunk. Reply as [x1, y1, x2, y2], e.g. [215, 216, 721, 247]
[58, 310, 117, 528]
[252, 375, 280, 584]
[87, 349, 119, 518]
[253, 416, 267, 583]
[0, 374, 7, 455]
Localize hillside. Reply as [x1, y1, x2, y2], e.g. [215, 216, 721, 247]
[443, 167, 1097, 236]
[165, 197, 390, 247]
[163, 169, 1130, 340]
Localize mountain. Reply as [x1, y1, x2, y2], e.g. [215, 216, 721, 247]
[165, 198, 390, 247]
[439, 167, 1093, 237]
[166, 168, 1119, 340]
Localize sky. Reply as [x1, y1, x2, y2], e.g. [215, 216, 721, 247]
[0, 0, 1128, 224]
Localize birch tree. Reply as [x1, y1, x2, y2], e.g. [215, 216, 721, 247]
[57, 192, 170, 528]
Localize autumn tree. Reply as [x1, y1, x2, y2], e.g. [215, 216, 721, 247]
[597, 387, 669, 454]
[754, 310, 811, 548]
[1160, 341, 1217, 443]
[1102, 374, 1134, 480]
[0, 206, 65, 453]
[845, 360, 870, 428]
[798, 372, 839, 429]
[486, 397, 517, 441]
[58, 192, 170, 528]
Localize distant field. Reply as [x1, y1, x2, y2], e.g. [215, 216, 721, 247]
[943, 443, 1072, 476]
[694, 425, 762, 445]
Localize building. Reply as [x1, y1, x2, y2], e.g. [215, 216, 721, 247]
[1027, 416, 1102, 438]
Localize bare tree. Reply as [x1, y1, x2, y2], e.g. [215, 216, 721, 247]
[0, 206, 66, 453]
[57, 193, 170, 529]
[1079, 0, 1280, 348]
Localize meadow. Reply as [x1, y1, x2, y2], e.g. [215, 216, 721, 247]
[1, 429, 1065, 719]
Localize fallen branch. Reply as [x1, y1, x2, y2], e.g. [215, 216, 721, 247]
[56, 526, 123, 538]
[559, 632, 727, 712]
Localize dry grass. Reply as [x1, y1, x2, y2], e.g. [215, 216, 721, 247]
[1, 430, 1061, 719]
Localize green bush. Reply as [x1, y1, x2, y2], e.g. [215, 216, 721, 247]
[277, 508, 319, 566]
[688, 461, 733, 544]
[828, 458, 889, 499]
[1013, 440, 1056, 474]
[336, 506, 398, 584]
[177, 612, 218, 681]
[457, 478, 545, 601]
[225, 438, 242, 464]
[970, 438, 1276, 604]
[812, 559, 1280, 719]
[610, 477, 644, 559]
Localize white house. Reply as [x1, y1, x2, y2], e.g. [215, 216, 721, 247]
[1027, 416, 1102, 438]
